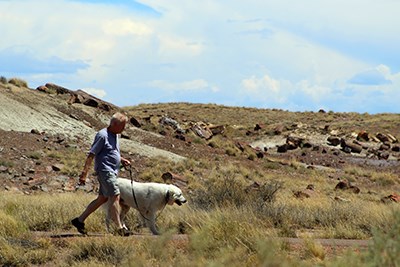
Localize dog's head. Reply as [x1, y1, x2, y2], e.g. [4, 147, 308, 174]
[166, 185, 187, 206]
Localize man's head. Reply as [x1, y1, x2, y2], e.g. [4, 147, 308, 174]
[108, 112, 128, 134]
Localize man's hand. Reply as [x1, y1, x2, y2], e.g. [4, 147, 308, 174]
[121, 158, 131, 167]
[78, 171, 87, 185]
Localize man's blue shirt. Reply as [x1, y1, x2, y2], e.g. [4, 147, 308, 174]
[89, 128, 121, 174]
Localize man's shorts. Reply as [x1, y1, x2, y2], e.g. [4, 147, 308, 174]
[97, 171, 120, 197]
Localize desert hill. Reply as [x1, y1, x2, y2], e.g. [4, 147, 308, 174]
[0, 78, 399, 196]
[1, 78, 400, 266]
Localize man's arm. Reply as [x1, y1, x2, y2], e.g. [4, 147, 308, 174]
[79, 153, 95, 185]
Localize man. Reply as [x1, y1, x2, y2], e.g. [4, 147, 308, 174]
[71, 112, 131, 236]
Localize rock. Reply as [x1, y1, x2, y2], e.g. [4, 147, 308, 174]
[381, 193, 400, 203]
[379, 144, 390, 151]
[286, 136, 304, 150]
[69, 114, 79, 120]
[254, 124, 263, 131]
[191, 123, 212, 139]
[45, 83, 70, 94]
[208, 125, 225, 135]
[334, 196, 350, 202]
[277, 144, 288, 153]
[294, 190, 312, 199]
[273, 125, 285, 135]
[161, 172, 188, 188]
[36, 85, 49, 93]
[387, 134, 398, 143]
[235, 142, 248, 152]
[335, 180, 350, 190]
[335, 181, 360, 193]
[350, 185, 360, 194]
[392, 146, 400, 152]
[130, 117, 141, 128]
[30, 129, 41, 135]
[376, 133, 390, 143]
[294, 185, 315, 199]
[52, 164, 64, 172]
[0, 166, 8, 172]
[357, 131, 370, 142]
[327, 136, 341, 146]
[341, 139, 362, 153]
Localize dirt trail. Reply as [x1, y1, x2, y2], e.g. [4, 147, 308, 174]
[33, 231, 371, 249]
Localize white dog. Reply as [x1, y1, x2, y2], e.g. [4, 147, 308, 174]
[106, 178, 187, 235]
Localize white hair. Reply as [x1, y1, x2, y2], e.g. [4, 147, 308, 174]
[110, 112, 128, 126]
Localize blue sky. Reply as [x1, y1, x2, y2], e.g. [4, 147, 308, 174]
[1, 0, 399, 113]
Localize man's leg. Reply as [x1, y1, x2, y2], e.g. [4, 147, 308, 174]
[108, 194, 123, 229]
[79, 195, 108, 222]
[72, 195, 108, 234]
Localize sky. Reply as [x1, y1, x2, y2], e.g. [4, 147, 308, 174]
[1, 0, 399, 114]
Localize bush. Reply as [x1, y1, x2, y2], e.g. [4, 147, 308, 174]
[8, 77, 28, 88]
[366, 211, 400, 266]
[0, 76, 7, 84]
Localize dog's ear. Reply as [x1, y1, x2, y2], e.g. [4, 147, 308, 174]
[166, 189, 174, 205]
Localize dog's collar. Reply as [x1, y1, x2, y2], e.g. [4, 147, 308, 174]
[166, 190, 170, 203]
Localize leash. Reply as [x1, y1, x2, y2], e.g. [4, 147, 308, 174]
[128, 165, 168, 222]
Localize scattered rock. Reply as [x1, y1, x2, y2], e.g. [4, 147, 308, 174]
[334, 196, 350, 202]
[335, 180, 360, 194]
[327, 136, 341, 146]
[161, 172, 188, 188]
[381, 193, 400, 203]
[357, 131, 369, 142]
[376, 133, 390, 143]
[52, 164, 64, 172]
[30, 129, 41, 135]
[340, 139, 362, 154]
[130, 117, 141, 128]
[0, 166, 8, 172]
[191, 123, 212, 139]
[254, 124, 263, 131]
[277, 144, 288, 153]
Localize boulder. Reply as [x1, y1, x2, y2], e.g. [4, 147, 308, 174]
[357, 131, 369, 142]
[277, 144, 288, 153]
[376, 133, 390, 143]
[340, 139, 362, 153]
[327, 136, 341, 146]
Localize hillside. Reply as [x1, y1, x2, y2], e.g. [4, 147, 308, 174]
[1, 79, 400, 266]
[1, 79, 400, 194]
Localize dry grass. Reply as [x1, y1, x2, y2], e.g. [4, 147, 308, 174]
[8, 77, 28, 88]
[0, 187, 400, 266]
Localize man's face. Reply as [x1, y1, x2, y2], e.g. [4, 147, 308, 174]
[114, 121, 126, 134]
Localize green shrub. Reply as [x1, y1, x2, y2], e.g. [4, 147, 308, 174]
[0, 76, 7, 84]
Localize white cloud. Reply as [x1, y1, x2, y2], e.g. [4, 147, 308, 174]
[348, 65, 396, 86]
[1, 0, 399, 113]
[103, 19, 153, 36]
[148, 79, 216, 92]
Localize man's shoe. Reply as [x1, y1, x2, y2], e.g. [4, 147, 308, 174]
[115, 228, 132, 237]
[71, 218, 87, 235]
